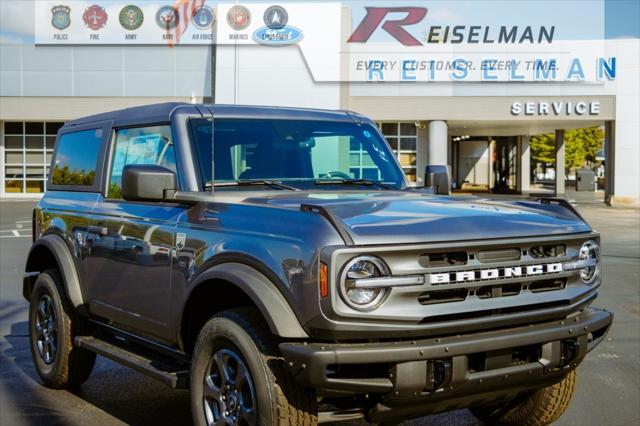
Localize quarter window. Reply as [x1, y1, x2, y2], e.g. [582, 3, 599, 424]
[108, 125, 177, 198]
[51, 128, 103, 187]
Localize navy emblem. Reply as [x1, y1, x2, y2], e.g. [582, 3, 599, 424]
[263, 5, 287, 29]
[191, 5, 215, 30]
[156, 6, 179, 30]
[51, 5, 71, 30]
[119, 5, 144, 31]
[227, 5, 251, 31]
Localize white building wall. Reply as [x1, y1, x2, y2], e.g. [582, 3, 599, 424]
[610, 39, 640, 202]
[215, 45, 340, 109]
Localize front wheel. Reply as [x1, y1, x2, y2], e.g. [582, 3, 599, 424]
[190, 308, 317, 426]
[471, 370, 577, 426]
[28, 269, 96, 388]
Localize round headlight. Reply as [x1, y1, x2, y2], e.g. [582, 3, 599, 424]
[339, 256, 390, 310]
[579, 240, 600, 284]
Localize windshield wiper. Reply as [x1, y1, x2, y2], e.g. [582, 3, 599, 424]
[314, 178, 397, 190]
[211, 179, 300, 191]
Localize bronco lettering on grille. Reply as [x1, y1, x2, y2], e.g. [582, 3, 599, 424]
[428, 263, 563, 285]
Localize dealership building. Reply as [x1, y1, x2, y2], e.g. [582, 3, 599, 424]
[1, 2, 638, 205]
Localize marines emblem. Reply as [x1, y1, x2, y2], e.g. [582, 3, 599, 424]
[227, 5, 251, 31]
[119, 5, 144, 31]
[51, 5, 71, 30]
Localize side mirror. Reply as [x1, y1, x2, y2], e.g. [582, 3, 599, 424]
[121, 164, 177, 202]
[425, 165, 451, 195]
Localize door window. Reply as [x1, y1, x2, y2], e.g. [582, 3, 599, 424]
[108, 125, 177, 198]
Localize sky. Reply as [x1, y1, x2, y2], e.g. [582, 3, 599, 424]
[0, 0, 638, 44]
[605, 0, 640, 38]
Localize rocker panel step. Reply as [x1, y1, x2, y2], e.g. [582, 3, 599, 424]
[75, 335, 189, 389]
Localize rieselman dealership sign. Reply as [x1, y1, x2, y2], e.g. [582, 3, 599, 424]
[34, 1, 614, 84]
[510, 101, 601, 116]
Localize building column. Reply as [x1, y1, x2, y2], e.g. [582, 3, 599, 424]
[416, 123, 428, 186]
[555, 129, 565, 196]
[604, 120, 615, 206]
[428, 120, 448, 165]
[519, 135, 531, 194]
[0, 122, 4, 198]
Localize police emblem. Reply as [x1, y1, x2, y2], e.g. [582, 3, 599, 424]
[119, 5, 144, 31]
[226, 5, 251, 31]
[83, 5, 108, 31]
[51, 5, 71, 30]
[156, 6, 179, 30]
[263, 5, 287, 29]
[191, 5, 215, 30]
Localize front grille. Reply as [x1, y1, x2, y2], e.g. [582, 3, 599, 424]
[414, 240, 579, 314]
[419, 300, 571, 324]
[418, 278, 567, 306]
[529, 244, 566, 259]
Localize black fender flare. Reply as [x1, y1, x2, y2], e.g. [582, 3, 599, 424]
[24, 234, 84, 309]
[189, 262, 309, 338]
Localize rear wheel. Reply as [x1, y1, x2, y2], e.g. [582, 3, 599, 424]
[190, 308, 317, 425]
[28, 269, 96, 388]
[471, 370, 577, 426]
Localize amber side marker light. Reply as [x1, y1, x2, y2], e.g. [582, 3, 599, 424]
[320, 262, 328, 298]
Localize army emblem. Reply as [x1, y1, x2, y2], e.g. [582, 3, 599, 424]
[119, 5, 144, 31]
[191, 5, 215, 30]
[227, 5, 251, 31]
[156, 6, 179, 30]
[51, 5, 71, 30]
[83, 5, 108, 31]
[263, 5, 287, 29]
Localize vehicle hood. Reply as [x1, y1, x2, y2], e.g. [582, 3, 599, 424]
[218, 190, 591, 245]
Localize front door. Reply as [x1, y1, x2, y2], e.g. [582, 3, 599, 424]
[84, 124, 182, 341]
[458, 140, 490, 190]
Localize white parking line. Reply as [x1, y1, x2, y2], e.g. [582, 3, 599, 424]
[0, 228, 32, 238]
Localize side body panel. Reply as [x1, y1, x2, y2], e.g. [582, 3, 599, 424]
[170, 201, 344, 339]
[34, 191, 101, 304]
[83, 197, 183, 342]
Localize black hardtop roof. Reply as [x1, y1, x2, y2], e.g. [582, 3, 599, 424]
[64, 102, 363, 128]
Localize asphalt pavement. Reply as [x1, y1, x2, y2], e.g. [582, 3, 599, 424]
[0, 199, 638, 426]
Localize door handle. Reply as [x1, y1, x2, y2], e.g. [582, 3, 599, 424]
[87, 225, 108, 236]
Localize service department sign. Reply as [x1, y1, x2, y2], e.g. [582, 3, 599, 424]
[511, 101, 601, 116]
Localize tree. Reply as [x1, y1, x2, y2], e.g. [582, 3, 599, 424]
[530, 126, 604, 170]
[530, 132, 555, 165]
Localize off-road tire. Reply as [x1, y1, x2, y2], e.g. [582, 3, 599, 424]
[472, 369, 577, 426]
[191, 307, 317, 425]
[28, 269, 96, 388]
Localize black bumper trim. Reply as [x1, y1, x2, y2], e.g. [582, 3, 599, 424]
[280, 307, 612, 396]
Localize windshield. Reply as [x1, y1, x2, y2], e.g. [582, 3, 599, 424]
[190, 118, 406, 190]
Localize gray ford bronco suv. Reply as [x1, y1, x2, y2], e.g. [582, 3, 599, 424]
[24, 103, 612, 425]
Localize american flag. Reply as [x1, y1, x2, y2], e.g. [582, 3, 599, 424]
[166, 0, 206, 47]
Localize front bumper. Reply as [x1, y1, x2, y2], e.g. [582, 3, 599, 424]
[280, 307, 612, 421]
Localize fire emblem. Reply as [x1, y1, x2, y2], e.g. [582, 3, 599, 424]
[83, 5, 108, 31]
